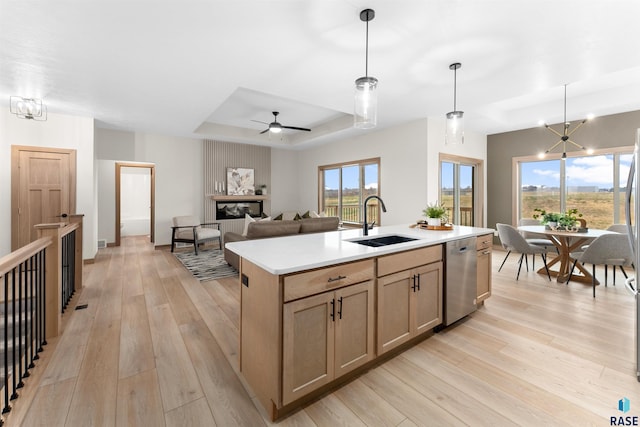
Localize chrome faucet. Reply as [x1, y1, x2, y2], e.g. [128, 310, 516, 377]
[363, 195, 387, 236]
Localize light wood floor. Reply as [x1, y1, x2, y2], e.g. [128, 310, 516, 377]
[5, 236, 640, 426]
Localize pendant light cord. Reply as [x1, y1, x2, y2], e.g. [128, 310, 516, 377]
[365, 19, 369, 77]
[453, 66, 457, 111]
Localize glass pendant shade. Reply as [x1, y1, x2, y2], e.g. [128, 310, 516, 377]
[354, 76, 378, 129]
[445, 110, 464, 145]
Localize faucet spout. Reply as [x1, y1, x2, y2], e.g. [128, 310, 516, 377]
[363, 195, 387, 236]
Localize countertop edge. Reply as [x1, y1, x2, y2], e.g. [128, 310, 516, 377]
[226, 224, 494, 275]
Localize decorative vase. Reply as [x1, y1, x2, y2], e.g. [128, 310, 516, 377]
[547, 221, 558, 228]
[427, 217, 441, 227]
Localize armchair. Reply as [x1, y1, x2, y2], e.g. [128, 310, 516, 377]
[171, 216, 221, 255]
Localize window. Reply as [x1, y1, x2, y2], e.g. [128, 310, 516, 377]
[319, 158, 380, 225]
[439, 154, 484, 226]
[515, 148, 633, 229]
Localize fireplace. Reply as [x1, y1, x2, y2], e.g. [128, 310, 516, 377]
[216, 200, 264, 220]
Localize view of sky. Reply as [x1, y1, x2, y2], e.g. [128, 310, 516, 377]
[521, 154, 633, 189]
[324, 164, 378, 190]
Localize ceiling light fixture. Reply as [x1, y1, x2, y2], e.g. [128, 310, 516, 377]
[445, 63, 464, 145]
[10, 96, 47, 121]
[354, 8, 377, 129]
[538, 84, 593, 160]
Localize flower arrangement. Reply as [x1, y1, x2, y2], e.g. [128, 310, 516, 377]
[533, 208, 583, 230]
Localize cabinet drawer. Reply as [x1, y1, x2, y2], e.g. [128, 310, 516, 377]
[476, 234, 493, 251]
[283, 259, 374, 302]
[377, 245, 442, 277]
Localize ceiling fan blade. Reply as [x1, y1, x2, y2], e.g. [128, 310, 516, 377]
[259, 129, 269, 134]
[283, 126, 311, 132]
[251, 119, 269, 125]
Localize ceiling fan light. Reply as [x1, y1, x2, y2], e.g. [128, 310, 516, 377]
[269, 123, 282, 133]
[354, 76, 378, 129]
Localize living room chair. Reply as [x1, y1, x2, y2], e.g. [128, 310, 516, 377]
[171, 216, 221, 255]
[497, 223, 551, 281]
[568, 232, 633, 297]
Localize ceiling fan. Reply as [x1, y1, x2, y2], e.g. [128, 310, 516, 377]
[252, 111, 311, 134]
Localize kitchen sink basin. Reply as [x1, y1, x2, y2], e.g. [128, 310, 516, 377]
[347, 234, 419, 247]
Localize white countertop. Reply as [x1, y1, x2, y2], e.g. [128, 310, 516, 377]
[225, 224, 494, 275]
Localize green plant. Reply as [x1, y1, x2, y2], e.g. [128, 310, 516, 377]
[532, 208, 560, 224]
[558, 208, 583, 227]
[423, 201, 447, 219]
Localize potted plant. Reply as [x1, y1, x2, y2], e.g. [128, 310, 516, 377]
[532, 208, 561, 227]
[558, 208, 582, 230]
[423, 202, 447, 226]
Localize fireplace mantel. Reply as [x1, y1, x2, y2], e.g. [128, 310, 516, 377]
[209, 195, 269, 201]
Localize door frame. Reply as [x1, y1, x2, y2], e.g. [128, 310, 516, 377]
[11, 145, 77, 251]
[115, 162, 155, 246]
[438, 153, 484, 227]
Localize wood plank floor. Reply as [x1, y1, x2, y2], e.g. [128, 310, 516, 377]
[5, 236, 640, 426]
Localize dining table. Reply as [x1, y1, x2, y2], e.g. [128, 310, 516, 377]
[517, 225, 615, 284]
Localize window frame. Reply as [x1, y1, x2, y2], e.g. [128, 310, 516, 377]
[318, 157, 381, 226]
[512, 146, 633, 226]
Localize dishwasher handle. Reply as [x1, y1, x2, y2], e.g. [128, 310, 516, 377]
[457, 246, 469, 253]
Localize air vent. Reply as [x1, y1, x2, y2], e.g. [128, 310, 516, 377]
[97, 239, 107, 249]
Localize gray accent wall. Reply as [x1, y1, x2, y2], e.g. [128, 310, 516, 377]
[487, 110, 640, 234]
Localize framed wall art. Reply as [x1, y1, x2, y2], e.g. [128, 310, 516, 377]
[227, 167, 255, 195]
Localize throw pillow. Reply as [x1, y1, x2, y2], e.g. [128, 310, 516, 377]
[302, 210, 311, 218]
[242, 214, 272, 236]
[273, 213, 283, 221]
[282, 211, 299, 221]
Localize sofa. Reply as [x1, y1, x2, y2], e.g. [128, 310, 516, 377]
[224, 216, 340, 270]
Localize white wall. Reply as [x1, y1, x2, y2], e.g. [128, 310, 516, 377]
[296, 119, 430, 226]
[95, 129, 203, 246]
[0, 110, 96, 259]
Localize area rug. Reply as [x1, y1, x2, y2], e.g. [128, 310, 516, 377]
[173, 249, 238, 281]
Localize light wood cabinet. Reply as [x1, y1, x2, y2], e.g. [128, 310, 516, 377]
[282, 280, 374, 405]
[377, 246, 443, 355]
[476, 233, 493, 304]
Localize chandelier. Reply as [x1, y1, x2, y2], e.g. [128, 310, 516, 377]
[538, 84, 592, 159]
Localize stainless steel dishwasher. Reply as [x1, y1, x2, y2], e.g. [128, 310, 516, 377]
[443, 236, 478, 327]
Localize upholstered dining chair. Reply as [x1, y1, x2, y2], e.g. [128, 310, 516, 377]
[518, 218, 556, 270]
[579, 224, 633, 285]
[171, 216, 221, 255]
[497, 223, 552, 281]
[568, 232, 633, 297]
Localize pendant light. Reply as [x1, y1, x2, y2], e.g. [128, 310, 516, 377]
[445, 63, 464, 144]
[538, 84, 593, 160]
[354, 8, 378, 129]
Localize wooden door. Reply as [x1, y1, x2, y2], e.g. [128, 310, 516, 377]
[11, 146, 76, 250]
[282, 292, 334, 405]
[334, 281, 374, 378]
[412, 262, 443, 334]
[377, 270, 412, 355]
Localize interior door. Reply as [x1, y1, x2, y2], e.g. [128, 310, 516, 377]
[11, 146, 76, 250]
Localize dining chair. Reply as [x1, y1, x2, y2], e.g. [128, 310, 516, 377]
[518, 218, 556, 269]
[579, 224, 633, 285]
[568, 233, 633, 297]
[497, 223, 552, 281]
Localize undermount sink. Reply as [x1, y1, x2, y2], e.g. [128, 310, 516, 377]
[347, 234, 419, 247]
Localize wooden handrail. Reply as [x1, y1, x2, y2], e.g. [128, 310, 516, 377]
[0, 237, 52, 277]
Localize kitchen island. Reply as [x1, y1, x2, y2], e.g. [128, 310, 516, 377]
[226, 224, 494, 421]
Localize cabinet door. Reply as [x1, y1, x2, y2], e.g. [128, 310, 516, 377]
[377, 270, 412, 355]
[477, 247, 492, 303]
[282, 292, 334, 405]
[412, 262, 443, 334]
[334, 280, 375, 378]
